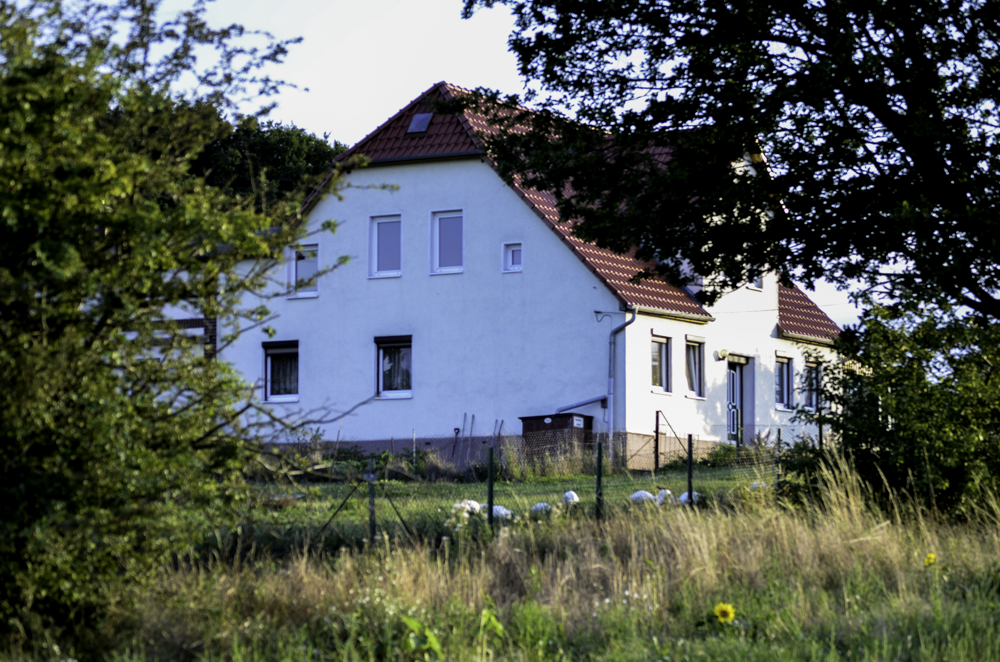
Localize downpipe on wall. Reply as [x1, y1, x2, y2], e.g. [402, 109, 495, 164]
[607, 305, 636, 460]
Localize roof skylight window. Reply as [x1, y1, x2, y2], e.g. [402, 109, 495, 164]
[407, 113, 433, 133]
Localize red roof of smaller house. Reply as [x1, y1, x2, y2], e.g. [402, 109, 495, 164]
[778, 284, 841, 343]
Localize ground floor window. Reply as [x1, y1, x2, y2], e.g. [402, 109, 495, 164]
[376, 336, 412, 398]
[685, 341, 703, 397]
[775, 357, 793, 408]
[264, 341, 298, 402]
[652, 337, 670, 391]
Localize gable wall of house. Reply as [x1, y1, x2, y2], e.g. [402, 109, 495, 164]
[222, 158, 623, 441]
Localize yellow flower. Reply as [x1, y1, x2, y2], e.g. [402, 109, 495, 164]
[925, 553, 937, 567]
[714, 602, 736, 624]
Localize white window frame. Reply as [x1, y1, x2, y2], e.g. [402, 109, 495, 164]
[263, 341, 299, 403]
[502, 242, 523, 273]
[775, 357, 793, 409]
[369, 215, 402, 278]
[430, 210, 464, 274]
[289, 243, 319, 297]
[651, 335, 671, 393]
[684, 339, 704, 398]
[748, 273, 763, 290]
[375, 336, 413, 399]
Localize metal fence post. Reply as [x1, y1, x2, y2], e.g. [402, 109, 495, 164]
[596, 440, 604, 521]
[776, 427, 782, 486]
[654, 412, 660, 474]
[487, 447, 495, 528]
[368, 457, 376, 542]
[687, 433, 694, 507]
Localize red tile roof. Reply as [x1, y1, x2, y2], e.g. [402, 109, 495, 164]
[778, 284, 841, 344]
[319, 81, 836, 331]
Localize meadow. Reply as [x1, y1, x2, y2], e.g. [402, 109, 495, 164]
[8, 460, 1000, 661]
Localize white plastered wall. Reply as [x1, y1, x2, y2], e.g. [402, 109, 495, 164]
[221, 158, 623, 441]
[622, 275, 836, 442]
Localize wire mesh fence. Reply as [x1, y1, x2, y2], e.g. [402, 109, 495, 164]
[253, 423, 830, 542]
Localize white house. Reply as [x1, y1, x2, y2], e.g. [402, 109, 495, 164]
[221, 82, 839, 466]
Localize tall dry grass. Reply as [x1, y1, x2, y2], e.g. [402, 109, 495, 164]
[116, 457, 1000, 660]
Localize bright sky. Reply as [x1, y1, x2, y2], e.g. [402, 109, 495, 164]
[162, 0, 862, 327]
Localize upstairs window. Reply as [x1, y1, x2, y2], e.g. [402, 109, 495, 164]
[651, 336, 670, 391]
[431, 211, 463, 273]
[503, 242, 523, 272]
[775, 357, 793, 408]
[370, 215, 402, 278]
[376, 336, 412, 398]
[263, 341, 298, 402]
[292, 244, 318, 294]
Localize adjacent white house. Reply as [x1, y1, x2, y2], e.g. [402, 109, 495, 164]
[221, 82, 839, 466]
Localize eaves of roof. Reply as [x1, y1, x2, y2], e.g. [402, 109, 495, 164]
[777, 284, 841, 344]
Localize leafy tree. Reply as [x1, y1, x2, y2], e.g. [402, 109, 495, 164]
[462, 0, 1000, 318]
[818, 303, 1000, 515]
[0, 0, 345, 639]
[193, 118, 347, 212]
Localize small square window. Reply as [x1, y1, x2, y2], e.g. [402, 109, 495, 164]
[652, 337, 670, 391]
[776, 357, 793, 408]
[503, 242, 523, 272]
[370, 216, 402, 278]
[749, 273, 763, 289]
[685, 342, 704, 397]
[263, 341, 298, 402]
[376, 336, 412, 398]
[293, 244, 318, 294]
[432, 211, 463, 273]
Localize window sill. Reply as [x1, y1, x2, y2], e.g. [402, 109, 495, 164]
[651, 388, 672, 396]
[265, 396, 300, 404]
[288, 291, 319, 299]
[430, 269, 463, 276]
[369, 273, 402, 279]
[746, 286, 763, 292]
[376, 391, 413, 400]
[775, 406, 794, 412]
[685, 393, 706, 401]
[502, 268, 523, 274]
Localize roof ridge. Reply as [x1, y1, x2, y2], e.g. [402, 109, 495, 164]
[336, 81, 452, 163]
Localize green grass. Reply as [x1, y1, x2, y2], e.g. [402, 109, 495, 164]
[245, 464, 775, 547]
[10, 460, 1000, 661]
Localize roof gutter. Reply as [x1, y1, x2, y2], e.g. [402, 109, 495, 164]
[632, 305, 715, 324]
[779, 330, 836, 347]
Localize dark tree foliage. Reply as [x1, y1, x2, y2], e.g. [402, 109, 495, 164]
[0, 0, 346, 640]
[193, 118, 347, 212]
[820, 303, 1000, 515]
[462, 0, 1000, 317]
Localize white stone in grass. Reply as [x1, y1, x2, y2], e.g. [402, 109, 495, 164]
[530, 502, 552, 514]
[629, 490, 657, 504]
[749, 481, 768, 490]
[492, 505, 513, 519]
[563, 490, 580, 506]
[656, 489, 673, 506]
[677, 490, 701, 504]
